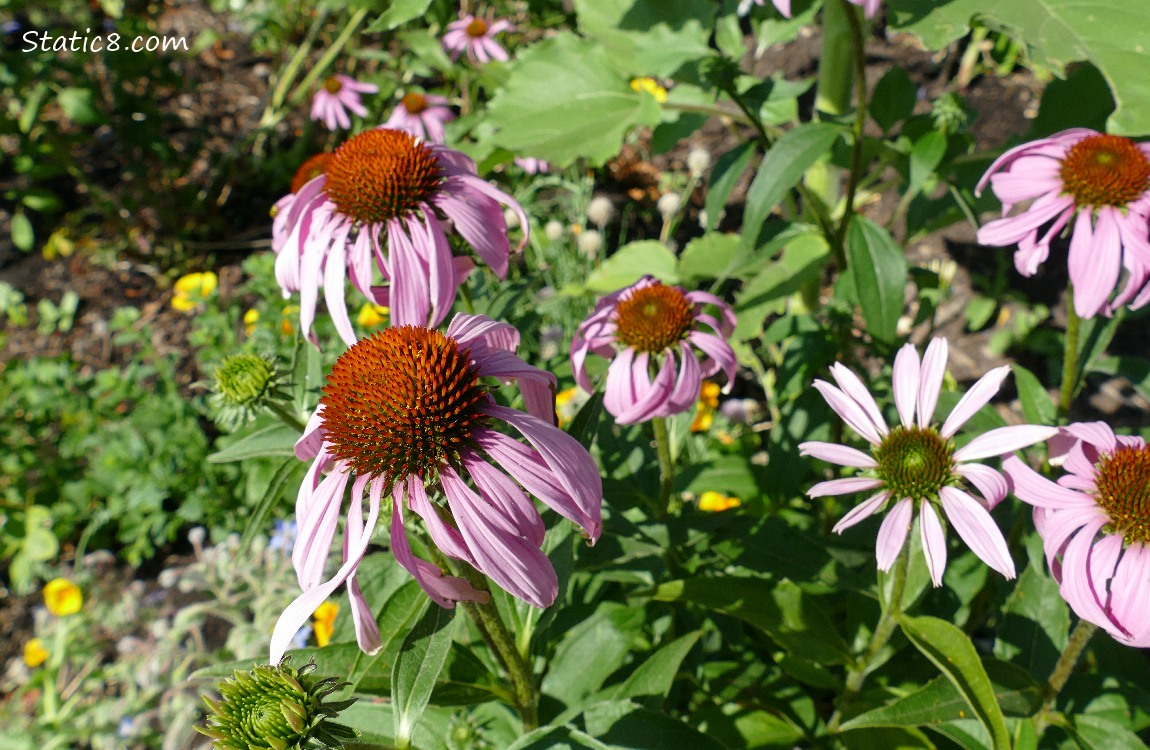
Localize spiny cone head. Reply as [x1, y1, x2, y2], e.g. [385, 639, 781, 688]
[213, 353, 281, 409]
[1060, 134, 1150, 208]
[1094, 444, 1150, 544]
[873, 426, 957, 503]
[402, 92, 428, 114]
[466, 18, 488, 37]
[613, 282, 695, 354]
[323, 129, 444, 225]
[319, 326, 489, 484]
[290, 153, 332, 194]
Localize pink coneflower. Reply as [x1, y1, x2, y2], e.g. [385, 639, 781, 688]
[751, 0, 791, 16]
[570, 275, 736, 425]
[976, 129, 1150, 318]
[310, 75, 378, 131]
[273, 128, 528, 345]
[442, 14, 511, 64]
[514, 157, 549, 175]
[271, 153, 331, 254]
[800, 338, 1057, 585]
[269, 314, 603, 661]
[383, 92, 455, 144]
[1004, 423, 1150, 647]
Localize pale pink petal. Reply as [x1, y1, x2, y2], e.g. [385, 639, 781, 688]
[344, 476, 382, 654]
[953, 425, 1059, 461]
[293, 468, 349, 591]
[957, 463, 1009, 508]
[876, 498, 914, 571]
[1069, 207, 1121, 319]
[799, 441, 877, 468]
[1061, 422, 1118, 453]
[940, 487, 1015, 579]
[462, 451, 546, 546]
[892, 343, 920, 428]
[917, 338, 948, 428]
[830, 363, 889, 438]
[1059, 519, 1112, 628]
[405, 477, 474, 564]
[940, 365, 1011, 438]
[833, 491, 889, 533]
[808, 477, 883, 498]
[813, 380, 883, 445]
[919, 502, 948, 586]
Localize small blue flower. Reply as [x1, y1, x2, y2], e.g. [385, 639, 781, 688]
[290, 623, 313, 650]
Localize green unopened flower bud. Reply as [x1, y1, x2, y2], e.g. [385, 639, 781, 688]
[699, 55, 741, 94]
[932, 92, 970, 134]
[210, 352, 290, 429]
[198, 658, 357, 750]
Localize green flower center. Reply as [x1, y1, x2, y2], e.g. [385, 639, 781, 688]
[873, 426, 956, 502]
[214, 353, 276, 408]
[1094, 445, 1150, 544]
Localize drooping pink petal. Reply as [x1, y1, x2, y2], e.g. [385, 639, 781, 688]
[956, 463, 1009, 508]
[953, 424, 1059, 461]
[1058, 519, 1113, 628]
[462, 450, 546, 546]
[404, 477, 474, 564]
[1002, 455, 1093, 510]
[344, 475, 383, 654]
[876, 498, 914, 571]
[1070, 207, 1122, 318]
[940, 487, 1015, 579]
[919, 502, 948, 587]
[293, 467, 350, 591]
[832, 491, 889, 534]
[798, 441, 877, 468]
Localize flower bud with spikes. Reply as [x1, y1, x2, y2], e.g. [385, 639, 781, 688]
[209, 352, 291, 430]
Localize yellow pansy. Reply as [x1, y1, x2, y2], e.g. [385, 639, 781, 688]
[690, 381, 722, 432]
[698, 491, 741, 512]
[43, 578, 83, 617]
[313, 601, 339, 647]
[23, 638, 49, 668]
[630, 77, 668, 103]
[171, 271, 218, 312]
[356, 304, 389, 328]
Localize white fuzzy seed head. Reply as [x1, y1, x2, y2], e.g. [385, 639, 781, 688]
[544, 220, 565, 241]
[587, 196, 614, 228]
[687, 148, 711, 179]
[578, 230, 603, 258]
[657, 192, 682, 217]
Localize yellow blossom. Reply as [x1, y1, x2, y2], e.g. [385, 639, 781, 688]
[698, 491, 741, 512]
[281, 306, 298, 336]
[171, 271, 218, 312]
[356, 304, 389, 328]
[555, 387, 590, 429]
[23, 638, 49, 668]
[690, 381, 722, 432]
[313, 601, 339, 647]
[243, 308, 260, 336]
[630, 77, 668, 103]
[43, 578, 82, 617]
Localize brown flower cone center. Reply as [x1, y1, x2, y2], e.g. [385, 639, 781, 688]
[873, 426, 956, 503]
[1060, 134, 1150, 208]
[613, 283, 695, 354]
[466, 19, 488, 37]
[402, 92, 428, 114]
[323, 76, 343, 94]
[1094, 445, 1150, 544]
[319, 326, 488, 483]
[323, 129, 444, 225]
[290, 153, 331, 194]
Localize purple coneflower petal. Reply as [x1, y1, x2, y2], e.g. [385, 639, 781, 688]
[876, 498, 913, 571]
[940, 487, 1015, 579]
[813, 380, 883, 445]
[917, 338, 948, 427]
[892, 343, 920, 428]
[957, 463, 1009, 507]
[1070, 207, 1121, 318]
[1059, 519, 1112, 628]
[688, 331, 737, 388]
[830, 363, 889, 438]
[808, 477, 883, 498]
[832, 491, 889, 533]
[463, 451, 546, 546]
[1061, 421, 1118, 452]
[798, 441, 877, 468]
[940, 365, 1011, 438]
[345, 476, 383, 653]
[953, 424, 1058, 461]
[1001, 456, 1092, 510]
[293, 467, 350, 591]
[405, 478, 474, 564]
[919, 502, 948, 586]
[1111, 545, 1150, 643]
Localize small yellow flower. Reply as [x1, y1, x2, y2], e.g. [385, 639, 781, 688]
[698, 491, 741, 512]
[313, 601, 339, 647]
[171, 271, 218, 312]
[555, 387, 589, 429]
[690, 381, 722, 433]
[630, 77, 668, 103]
[243, 308, 260, 336]
[43, 578, 82, 617]
[281, 306, 298, 336]
[23, 638, 49, 668]
[356, 303, 389, 328]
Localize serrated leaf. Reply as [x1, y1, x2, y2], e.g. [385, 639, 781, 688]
[898, 615, 1011, 750]
[742, 122, 841, 249]
[848, 217, 907, 346]
[583, 240, 679, 293]
[888, 0, 1150, 135]
[484, 33, 661, 166]
[393, 605, 456, 746]
[574, 0, 714, 78]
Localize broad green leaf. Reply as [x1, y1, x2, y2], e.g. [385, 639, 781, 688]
[366, 0, 433, 31]
[841, 660, 1041, 730]
[574, 0, 714, 78]
[1070, 713, 1148, 750]
[583, 240, 679, 292]
[291, 335, 325, 418]
[1011, 364, 1057, 428]
[899, 615, 1011, 750]
[337, 702, 456, 750]
[677, 233, 741, 284]
[994, 549, 1069, 677]
[484, 33, 661, 166]
[207, 421, 299, 463]
[653, 577, 851, 664]
[543, 603, 644, 708]
[1076, 313, 1122, 385]
[393, 605, 456, 746]
[238, 457, 298, 555]
[870, 67, 917, 132]
[848, 217, 907, 346]
[704, 141, 756, 233]
[506, 725, 612, 750]
[1030, 62, 1115, 137]
[606, 631, 701, 701]
[11, 211, 33, 252]
[732, 229, 829, 342]
[887, 0, 1150, 135]
[742, 122, 842, 249]
[907, 131, 946, 198]
[691, 704, 804, 748]
[57, 88, 102, 125]
[1092, 355, 1150, 403]
[582, 700, 728, 749]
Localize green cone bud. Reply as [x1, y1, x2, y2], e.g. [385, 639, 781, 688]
[699, 55, 741, 94]
[197, 657, 356, 750]
[209, 352, 290, 429]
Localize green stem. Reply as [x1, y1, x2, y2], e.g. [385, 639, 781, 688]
[289, 8, 371, 107]
[652, 417, 677, 518]
[1057, 286, 1082, 421]
[831, 0, 869, 262]
[268, 402, 307, 432]
[260, 8, 330, 126]
[456, 567, 539, 731]
[827, 545, 910, 733]
[1033, 620, 1097, 736]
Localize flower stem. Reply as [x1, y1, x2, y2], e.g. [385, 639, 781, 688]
[1057, 286, 1082, 422]
[831, 0, 869, 261]
[827, 545, 910, 733]
[455, 567, 539, 731]
[1034, 619, 1097, 736]
[289, 8, 371, 108]
[268, 401, 307, 433]
[652, 417, 677, 518]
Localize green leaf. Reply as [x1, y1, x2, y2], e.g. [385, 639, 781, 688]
[887, 0, 1150, 135]
[582, 700, 728, 748]
[848, 217, 908, 346]
[1076, 313, 1122, 384]
[732, 228, 829, 342]
[392, 605, 456, 746]
[484, 33, 661, 166]
[573, 0, 715, 78]
[506, 725, 612, 750]
[1030, 62, 1115, 137]
[841, 660, 1041, 730]
[11, 211, 33, 252]
[543, 603, 645, 708]
[742, 122, 841, 249]
[993, 556, 1069, 677]
[1090, 355, 1150, 403]
[898, 614, 1011, 750]
[704, 141, 755, 233]
[870, 67, 918, 132]
[606, 631, 701, 701]
[677, 233, 741, 284]
[907, 130, 947, 198]
[207, 421, 299, 463]
[238, 458, 298, 556]
[583, 240, 679, 292]
[56, 87, 102, 125]
[365, 0, 432, 31]
[1070, 713, 1148, 750]
[1011, 364, 1057, 428]
[653, 577, 851, 664]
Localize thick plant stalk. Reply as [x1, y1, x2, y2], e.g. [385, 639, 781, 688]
[1034, 620, 1097, 735]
